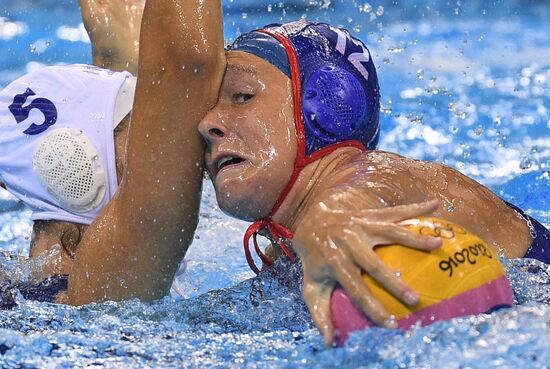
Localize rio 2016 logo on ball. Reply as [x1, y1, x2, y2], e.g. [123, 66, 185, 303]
[330, 217, 514, 346]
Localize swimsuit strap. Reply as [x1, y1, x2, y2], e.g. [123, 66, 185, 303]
[244, 218, 296, 275]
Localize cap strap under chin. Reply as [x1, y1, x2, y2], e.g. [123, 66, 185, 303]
[244, 218, 296, 275]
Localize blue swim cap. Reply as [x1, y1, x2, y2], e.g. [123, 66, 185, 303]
[231, 21, 381, 274]
[229, 20, 380, 157]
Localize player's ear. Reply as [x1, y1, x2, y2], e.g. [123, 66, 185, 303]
[60, 222, 83, 258]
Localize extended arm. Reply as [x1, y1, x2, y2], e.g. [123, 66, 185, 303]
[68, 0, 226, 304]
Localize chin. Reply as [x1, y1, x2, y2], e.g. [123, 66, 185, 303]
[214, 185, 271, 222]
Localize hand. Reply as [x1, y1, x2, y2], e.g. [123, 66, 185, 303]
[79, 0, 145, 73]
[293, 198, 441, 347]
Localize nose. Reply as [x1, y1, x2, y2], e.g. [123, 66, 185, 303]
[198, 110, 227, 145]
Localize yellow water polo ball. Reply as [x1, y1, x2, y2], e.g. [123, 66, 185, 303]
[330, 217, 514, 345]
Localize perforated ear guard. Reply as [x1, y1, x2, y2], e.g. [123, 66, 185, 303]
[32, 128, 107, 213]
[302, 65, 367, 142]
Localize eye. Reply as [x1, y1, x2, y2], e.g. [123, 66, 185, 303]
[233, 93, 255, 104]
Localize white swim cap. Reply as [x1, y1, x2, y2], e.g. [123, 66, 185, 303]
[0, 64, 135, 224]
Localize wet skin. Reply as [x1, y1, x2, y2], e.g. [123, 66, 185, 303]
[199, 51, 297, 221]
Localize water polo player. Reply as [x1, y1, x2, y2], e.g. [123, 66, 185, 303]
[0, 0, 143, 301]
[0, 0, 440, 306]
[0, 0, 222, 303]
[197, 19, 549, 344]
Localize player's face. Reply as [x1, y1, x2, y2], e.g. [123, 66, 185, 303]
[198, 51, 297, 221]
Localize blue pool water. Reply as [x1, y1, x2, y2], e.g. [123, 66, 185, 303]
[1, 0, 549, 367]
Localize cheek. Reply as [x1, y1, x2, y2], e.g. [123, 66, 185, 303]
[254, 100, 297, 167]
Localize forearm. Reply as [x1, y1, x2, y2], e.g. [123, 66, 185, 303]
[125, 0, 225, 219]
[68, 0, 226, 304]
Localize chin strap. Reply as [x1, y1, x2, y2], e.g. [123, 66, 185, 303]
[241, 29, 304, 275]
[244, 218, 296, 275]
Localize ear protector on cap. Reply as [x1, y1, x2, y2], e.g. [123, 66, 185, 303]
[302, 65, 367, 142]
[32, 127, 107, 213]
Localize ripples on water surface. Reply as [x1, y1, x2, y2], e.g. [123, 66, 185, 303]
[0, 0, 549, 368]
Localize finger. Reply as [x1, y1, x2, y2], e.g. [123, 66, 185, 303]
[356, 199, 439, 223]
[337, 232, 420, 306]
[303, 276, 336, 347]
[329, 253, 397, 328]
[336, 230, 420, 304]
[354, 221, 442, 250]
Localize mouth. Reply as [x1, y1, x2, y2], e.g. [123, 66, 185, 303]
[213, 154, 246, 176]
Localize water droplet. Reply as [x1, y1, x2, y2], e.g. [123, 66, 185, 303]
[360, 2, 372, 13]
[387, 46, 404, 53]
[408, 113, 424, 124]
[474, 126, 483, 136]
[454, 111, 467, 119]
[381, 105, 393, 115]
[375, 5, 384, 16]
[519, 156, 534, 170]
[426, 86, 440, 95]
